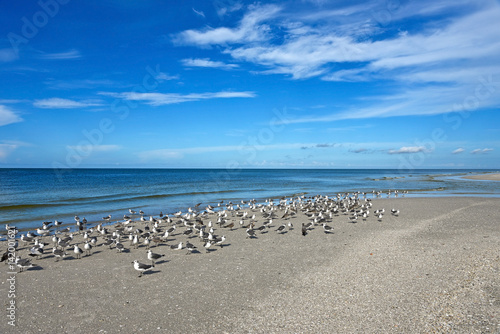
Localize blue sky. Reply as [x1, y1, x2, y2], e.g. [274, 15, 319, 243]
[0, 0, 499, 169]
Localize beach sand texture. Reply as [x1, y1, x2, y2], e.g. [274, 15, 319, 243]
[1, 197, 499, 333]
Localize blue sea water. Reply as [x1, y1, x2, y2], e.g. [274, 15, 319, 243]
[0, 168, 498, 232]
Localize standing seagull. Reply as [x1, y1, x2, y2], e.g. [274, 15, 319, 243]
[73, 244, 83, 259]
[132, 260, 154, 277]
[204, 240, 213, 253]
[147, 249, 165, 265]
[84, 241, 92, 256]
[52, 248, 67, 262]
[301, 223, 308, 236]
[185, 241, 197, 254]
[322, 223, 334, 234]
[16, 257, 34, 272]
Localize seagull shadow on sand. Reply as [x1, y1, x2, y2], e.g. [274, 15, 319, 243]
[140, 269, 160, 277]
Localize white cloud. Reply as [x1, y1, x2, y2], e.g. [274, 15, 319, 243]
[45, 79, 119, 90]
[155, 72, 179, 81]
[388, 146, 429, 154]
[0, 105, 23, 126]
[33, 98, 104, 109]
[39, 49, 82, 60]
[452, 148, 465, 154]
[192, 8, 205, 18]
[181, 58, 238, 70]
[174, 4, 281, 45]
[471, 148, 494, 154]
[102, 91, 256, 106]
[174, 1, 500, 121]
[214, 1, 243, 18]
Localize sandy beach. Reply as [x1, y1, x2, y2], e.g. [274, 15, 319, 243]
[462, 173, 500, 181]
[1, 196, 499, 334]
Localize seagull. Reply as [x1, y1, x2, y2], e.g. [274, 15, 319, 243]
[185, 241, 197, 254]
[246, 228, 256, 239]
[276, 224, 286, 234]
[115, 242, 125, 253]
[322, 223, 334, 233]
[170, 242, 183, 250]
[52, 248, 67, 261]
[132, 235, 139, 249]
[143, 237, 150, 250]
[214, 235, 226, 248]
[224, 222, 235, 230]
[84, 241, 92, 256]
[301, 223, 308, 236]
[1, 250, 9, 263]
[204, 240, 213, 253]
[102, 215, 112, 221]
[129, 209, 136, 214]
[16, 257, 34, 272]
[132, 260, 154, 277]
[73, 244, 83, 259]
[29, 246, 44, 259]
[147, 250, 165, 265]
[36, 228, 51, 236]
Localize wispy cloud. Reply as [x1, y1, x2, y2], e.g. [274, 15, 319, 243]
[181, 58, 239, 70]
[471, 148, 494, 154]
[33, 98, 104, 109]
[175, 1, 500, 121]
[45, 79, 120, 90]
[350, 148, 369, 153]
[0, 105, 23, 126]
[214, 1, 243, 18]
[174, 4, 281, 45]
[452, 147, 465, 154]
[388, 146, 430, 154]
[155, 72, 179, 81]
[39, 49, 82, 60]
[102, 91, 256, 106]
[192, 8, 205, 18]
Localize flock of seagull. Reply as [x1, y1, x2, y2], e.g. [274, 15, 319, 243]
[2, 190, 403, 277]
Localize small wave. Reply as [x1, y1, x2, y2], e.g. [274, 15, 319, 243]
[0, 203, 63, 211]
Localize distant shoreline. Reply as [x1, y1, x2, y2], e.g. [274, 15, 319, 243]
[462, 173, 500, 181]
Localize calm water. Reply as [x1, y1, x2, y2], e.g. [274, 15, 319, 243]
[0, 168, 498, 232]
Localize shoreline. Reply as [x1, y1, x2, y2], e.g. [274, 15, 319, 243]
[1, 196, 499, 333]
[462, 173, 500, 181]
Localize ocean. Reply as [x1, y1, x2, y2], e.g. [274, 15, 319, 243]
[0, 168, 498, 232]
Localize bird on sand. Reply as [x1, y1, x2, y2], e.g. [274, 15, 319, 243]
[132, 260, 154, 277]
[302, 223, 308, 236]
[147, 249, 165, 265]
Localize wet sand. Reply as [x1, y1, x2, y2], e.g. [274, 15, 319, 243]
[0, 196, 499, 333]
